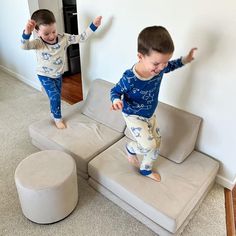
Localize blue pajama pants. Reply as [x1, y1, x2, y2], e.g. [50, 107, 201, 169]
[38, 75, 62, 119]
[123, 113, 161, 175]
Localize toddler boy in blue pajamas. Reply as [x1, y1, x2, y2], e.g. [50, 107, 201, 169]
[110, 26, 197, 181]
[21, 9, 102, 129]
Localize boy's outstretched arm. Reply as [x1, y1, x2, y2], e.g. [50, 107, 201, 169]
[182, 47, 198, 64]
[70, 16, 102, 44]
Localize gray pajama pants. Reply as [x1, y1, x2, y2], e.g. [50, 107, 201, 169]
[123, 113, 161, 175]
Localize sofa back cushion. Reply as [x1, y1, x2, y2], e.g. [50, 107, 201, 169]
[125, 102, 202, 163]
[82, 79, 126, 133]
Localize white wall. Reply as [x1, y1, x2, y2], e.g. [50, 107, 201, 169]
[0, 0, 40, 89]
[0, 0, 65, 89]
[78, 0, 236, 189]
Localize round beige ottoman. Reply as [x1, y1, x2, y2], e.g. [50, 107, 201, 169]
[14, 150, 78, 224]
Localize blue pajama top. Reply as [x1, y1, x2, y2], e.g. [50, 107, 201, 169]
[110, 58, 184, 118]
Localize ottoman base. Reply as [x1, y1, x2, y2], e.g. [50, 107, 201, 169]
[15, 150, 78, 224]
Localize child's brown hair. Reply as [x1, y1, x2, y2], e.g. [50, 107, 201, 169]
[31, 9, 56, 30]
[138, 26, 174, 55]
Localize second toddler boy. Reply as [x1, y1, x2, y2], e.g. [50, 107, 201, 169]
[21, 9, 102, 129]
[111, 26, 197, 182]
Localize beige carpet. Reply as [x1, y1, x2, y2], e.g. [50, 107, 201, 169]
[0, 70, 226, 236]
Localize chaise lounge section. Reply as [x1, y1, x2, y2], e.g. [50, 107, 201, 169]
[29, 79, 126, 179]
[29, 79, 219, 235]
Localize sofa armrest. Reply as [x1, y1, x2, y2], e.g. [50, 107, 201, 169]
[63, 101, 85, 119]
[82, 79, 126, 133]
[125, 101, 202, 163]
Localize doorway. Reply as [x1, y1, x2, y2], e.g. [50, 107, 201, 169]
[61, 0, 83, 104]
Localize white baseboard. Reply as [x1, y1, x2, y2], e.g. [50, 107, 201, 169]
[0, 65, 41, 91]
[216, 174, 236, 190]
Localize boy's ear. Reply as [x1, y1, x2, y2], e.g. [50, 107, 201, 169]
[35, 29, 40, 35]
[137, 52, 143, 60]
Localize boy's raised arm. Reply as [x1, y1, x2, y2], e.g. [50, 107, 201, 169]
[24, 20, 36, 35]
[93, 16, 102, 28]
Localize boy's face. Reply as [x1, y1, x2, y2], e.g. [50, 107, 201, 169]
[138, 50, 173, 77]
[37, 23, 58, 44]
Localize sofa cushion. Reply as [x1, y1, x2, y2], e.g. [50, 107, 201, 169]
[82, 79, 126, 133]
[88, 137, 219, 234]
[125, 102, 202, 163]
[29, 110, 124, 177]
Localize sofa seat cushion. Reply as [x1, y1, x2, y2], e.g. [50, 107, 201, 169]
[88, 137, 219, 234]
[125, 102, 202, 163]
[29, 112, 124, 176]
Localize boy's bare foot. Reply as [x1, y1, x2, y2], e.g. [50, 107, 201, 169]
[55, 120, 66, 129]
[126, 146, 140, 168]
[146, 172, 161, 182]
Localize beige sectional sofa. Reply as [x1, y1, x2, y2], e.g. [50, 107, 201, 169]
[29, 79, 219, 235]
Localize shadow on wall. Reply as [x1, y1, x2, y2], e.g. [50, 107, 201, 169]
[80, 15, 114, 97]
[176, 27, 221, 149]
[176, 27, 221, 109]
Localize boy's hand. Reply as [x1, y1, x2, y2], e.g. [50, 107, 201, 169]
[111, 99, 123, 111]
[182, 47, 197, 64]
[25, 20, 36, 35]
[93, 16, 102, 28]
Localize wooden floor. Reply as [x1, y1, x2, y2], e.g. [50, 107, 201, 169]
[61, 73, 83, 105]
[225, 186, 236, 236]
[61, 73, 236, 235]
[233, 185, 236, 231]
